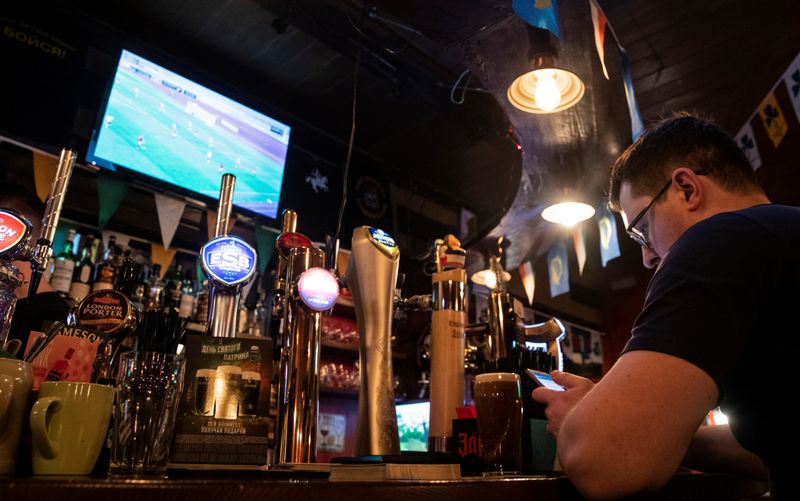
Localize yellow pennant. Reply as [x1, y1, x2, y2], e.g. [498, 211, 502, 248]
[32, 151, 58, 202]
[150, 243, 177, 278]
[758, 93, 788, 148]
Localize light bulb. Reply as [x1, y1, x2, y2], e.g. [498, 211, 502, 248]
[483, 270, 497, 290]
[542, 202, 595, 227]
[534, 69, 560, 111]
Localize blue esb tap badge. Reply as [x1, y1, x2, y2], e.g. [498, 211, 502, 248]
[201, 236, 257, 287]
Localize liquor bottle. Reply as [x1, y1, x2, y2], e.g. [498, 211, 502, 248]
[130, 265, 147, 312]
[50, 229, 77, 297]
[115, 257, 136, 297]
[195, 279, 210, 323]
[146, 264, 164, 311]
[68, 233, 95, 301]
[92, 235, 117, 291]
[178, 271, 196, 319]
[46, 347, 75, 381]
[165, 263, 184, 308]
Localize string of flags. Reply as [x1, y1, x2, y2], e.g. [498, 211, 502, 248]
[735, 50, 800, 170]
[518, 204, 621, 301]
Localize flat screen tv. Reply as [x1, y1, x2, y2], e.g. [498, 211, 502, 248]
[396, 400, 430, 452]
[87, 49, 290, 219]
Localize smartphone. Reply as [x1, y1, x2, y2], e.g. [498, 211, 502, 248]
[526, 369, 566, 392]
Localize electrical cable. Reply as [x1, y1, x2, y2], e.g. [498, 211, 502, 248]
[334, 47, 361, 244]
[449, 69, 471, 104]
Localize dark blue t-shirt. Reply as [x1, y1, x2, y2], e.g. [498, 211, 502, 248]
[623, 204, 800, 495]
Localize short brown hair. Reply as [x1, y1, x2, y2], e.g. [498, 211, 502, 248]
[608, 113, 762, 211]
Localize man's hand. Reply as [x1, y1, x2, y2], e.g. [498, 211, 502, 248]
[531, 371, 594, 438]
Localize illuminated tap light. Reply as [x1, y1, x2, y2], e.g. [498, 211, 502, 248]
[298, 267, 339, 311]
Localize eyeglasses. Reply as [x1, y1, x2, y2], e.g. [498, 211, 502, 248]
[625, 169, 708, 249]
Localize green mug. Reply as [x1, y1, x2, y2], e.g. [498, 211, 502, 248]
[30, 381, 115, 475]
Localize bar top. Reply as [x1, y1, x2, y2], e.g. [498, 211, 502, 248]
[0, 472, 767, 501]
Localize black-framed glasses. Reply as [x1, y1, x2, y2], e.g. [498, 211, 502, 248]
[625, 169, 708, 249]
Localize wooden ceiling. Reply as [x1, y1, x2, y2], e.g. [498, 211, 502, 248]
[6, 1, 800, 309]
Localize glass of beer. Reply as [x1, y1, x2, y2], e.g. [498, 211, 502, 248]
[474, 372, 523, 476]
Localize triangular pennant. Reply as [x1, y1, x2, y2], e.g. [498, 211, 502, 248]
[572, 225, 587, 275]
[589, 1, 610, 80]
[32, 151, 58, 203]
[241, 278, 256, 306]
[597, 205, 621, 267]
[96, 171, 128, 229]
[512, 0, 561, 38]
[735, 122, 762, 171]
[783, 51, 800, 123]
[758, 92, 788, 148]
[518, 260, 536, 305]
[620, 48, 645, 141]
[150, 242, 177, 279]
[255, 225, 277, 273]
[547, 240, 569, 298]
[154, 193, 186, 249]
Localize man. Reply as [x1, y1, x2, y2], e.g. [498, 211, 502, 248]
[533, 114, 797, 499]
[0, 185, 72, 354]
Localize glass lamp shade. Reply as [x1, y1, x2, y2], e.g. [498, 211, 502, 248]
[507, 66, 585, 114]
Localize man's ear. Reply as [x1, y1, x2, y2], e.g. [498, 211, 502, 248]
[672, 168, 703, 211]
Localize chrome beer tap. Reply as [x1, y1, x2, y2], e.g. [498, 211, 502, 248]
[344, 226, 401, 456]
[274, 245, 339, 464]
[0, 148, 76, 349]
[200, 174, 257, 338]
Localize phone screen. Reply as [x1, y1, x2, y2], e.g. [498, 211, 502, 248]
[527, 369, 566, 392]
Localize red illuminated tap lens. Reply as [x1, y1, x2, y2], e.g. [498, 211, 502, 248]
[277, 232, 313, 257]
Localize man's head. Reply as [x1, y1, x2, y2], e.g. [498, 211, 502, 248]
[608, 114, 767, 268]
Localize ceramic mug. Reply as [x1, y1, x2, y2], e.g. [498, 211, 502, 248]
[30, 381, 115, 475]
[0, 358, 34, 475]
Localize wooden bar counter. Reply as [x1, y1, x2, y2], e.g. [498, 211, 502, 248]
[0, 471, 767, 501]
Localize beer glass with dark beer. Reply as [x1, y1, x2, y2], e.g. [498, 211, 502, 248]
[474, 372, 523, 475]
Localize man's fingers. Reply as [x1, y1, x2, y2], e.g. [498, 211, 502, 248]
[551, 370, 590, 389]
[531, 386, 560, 404]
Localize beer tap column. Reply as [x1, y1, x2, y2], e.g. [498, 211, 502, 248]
[200, 174, 257, 338]
[275, 247, 338, 464]
[428, 235, 467, 453]
[28, 148, 77, 299]
[346, 226, 400, 456]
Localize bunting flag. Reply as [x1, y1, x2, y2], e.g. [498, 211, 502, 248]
[150, 242, 177, 279]
[589, 1, 609, 80]
[196, 256, 206, 284]
[518, 260, 536, 305]
[572, 224, 587, 275]
[783, 51, 800, 123]
[620, 49, 645, 141]
[758, 92, 788, 148]
[32, 151, 58, 203]
[547, 240, 569, 298]
[241, 278, 256, 306]
[255, 224, 277, 273]
[735, 122, 762, 171]
[512, 0, 561, 38]
[597, 205, 621, 267]
[154, 193, 186, 249]
[96, 171, 128, 229]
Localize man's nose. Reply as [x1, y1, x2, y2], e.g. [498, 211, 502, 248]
[642, 246, 660, 269]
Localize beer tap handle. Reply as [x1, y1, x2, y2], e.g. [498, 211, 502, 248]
[28, 148, 76, 300]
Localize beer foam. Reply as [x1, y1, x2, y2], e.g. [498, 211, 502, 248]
[474, 372, 520, 384]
